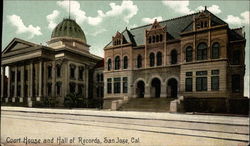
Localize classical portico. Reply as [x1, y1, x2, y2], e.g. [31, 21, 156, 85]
[1, 18, 102, 107]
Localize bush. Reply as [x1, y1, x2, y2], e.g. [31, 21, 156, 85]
[64, 93, 103, 108]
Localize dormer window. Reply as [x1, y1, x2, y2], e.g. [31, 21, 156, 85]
[195, 11, 210, 30]
[148, 34, 164, 44]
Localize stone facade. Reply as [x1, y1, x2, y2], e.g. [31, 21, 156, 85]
[103, 9, 246, 106]
[1, 19, 103, 107]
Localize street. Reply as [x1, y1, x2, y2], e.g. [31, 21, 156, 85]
[1, 107, 249, 146]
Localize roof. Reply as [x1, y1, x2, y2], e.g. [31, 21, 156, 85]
[105, 10, 229, 48]
[51, 18, 87, 43]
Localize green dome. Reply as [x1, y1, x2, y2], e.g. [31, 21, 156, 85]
[51, 18, 87, 43]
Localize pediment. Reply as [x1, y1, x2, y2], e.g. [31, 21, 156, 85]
[2, 38, 38, 54]
[151, 19, 162, 30]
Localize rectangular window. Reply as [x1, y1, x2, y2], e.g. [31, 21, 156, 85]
[69, 82, 76, 93]
[107, 78, 112, 94]
[48, 66, 52, 79]
[232, 75, 240, 93]
[211, 76, 219, 91]
[211, 70, 219, 75]
[196, 71, 207, 76]
[196, 77, 207, 91]
[78, 66, 84, 80]
[78, 84, 83, 96]
[114, 77, 121, 93]
[56, 82, 61, 96]
[186, 72, 192, 76]
[123, 77, 128, 93]
[185, 78, 192, 92]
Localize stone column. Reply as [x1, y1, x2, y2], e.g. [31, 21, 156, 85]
[20, 65, 24, 102]
[12, 66, 17, 102]
[28, 63, 33, 105]
[1, 66, 5, 99]
[51, 61, 56, 97]
[85, 67, 89, 98]
[75, 66, 79, 93]
[160, 84, 167, 98]
[43, 62, 47, 97]
[37, 61, 43, 101]
[144, 84, 150, 98]
[7, 66, 11, 102]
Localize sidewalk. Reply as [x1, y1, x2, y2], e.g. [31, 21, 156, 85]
[1, 106, 249, 126]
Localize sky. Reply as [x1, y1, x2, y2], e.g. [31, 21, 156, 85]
[2, 0, 250, 96]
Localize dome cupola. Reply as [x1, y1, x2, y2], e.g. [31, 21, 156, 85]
[51, 18, 87, 43]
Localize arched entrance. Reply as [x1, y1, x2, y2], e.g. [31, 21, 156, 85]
[167, 78, 178, 98]
[151, 78, 161, 98]
[136, 81, 145, 98]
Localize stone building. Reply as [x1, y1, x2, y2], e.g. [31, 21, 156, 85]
[103, 9, 246, 107]
[1, 18, 103, 107]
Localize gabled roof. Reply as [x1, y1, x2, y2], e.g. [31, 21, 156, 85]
[105, 10, 229, 48]
[2, 38, 39, 54]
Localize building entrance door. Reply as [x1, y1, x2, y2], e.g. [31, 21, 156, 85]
[151, 78, 161, 98]
[167, 78, 177, 98]
[136, 81, 145, 98]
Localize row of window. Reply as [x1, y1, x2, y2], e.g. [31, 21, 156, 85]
[107, 77, 128, 94]
[148, 34, 163, 44]
[107, 56, 128, 70]
[185, 42, 220, 62]
[185, 70, 220, 92]
[69, 64, 84, 80]
[107, 42, 222, 71]
[96, 73, 104, 82]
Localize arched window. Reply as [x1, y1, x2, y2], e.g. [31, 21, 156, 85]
[212, 42, 220, 59]
[56, 64, 61, 77]
[185, 46, 193, 62]
[123, 56, 128, 69]
[197, 43, 207, 60]
[171, 50, 177, 64]
[156, 35, 159, 42]
[137, 55, 142, 68]
[156, 52, 162, 66]
[114, 56, 120, 70]
[150, 53, 155, 67]
[107, 59, 112, 71]
[160, 34, 163, 42]
[152, 36, 155, 43]
[148, 36, 152, 43]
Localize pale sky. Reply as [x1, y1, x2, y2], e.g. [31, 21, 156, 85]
[2, 0, 250, 96]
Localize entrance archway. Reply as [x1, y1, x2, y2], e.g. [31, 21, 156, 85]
[151, 78, 161, 98]
[167, 78, 178, 98]
[136, 81, 145, 98]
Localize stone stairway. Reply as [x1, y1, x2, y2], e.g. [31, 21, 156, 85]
[119, 98, 175, 112]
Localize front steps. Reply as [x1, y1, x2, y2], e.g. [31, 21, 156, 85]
[119, 98, 175, 112]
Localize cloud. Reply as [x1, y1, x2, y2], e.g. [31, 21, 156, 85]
[47, 10, 60, 30]
[224, 11, 249, 26]
[90, 28, 107, 36]
[57, 0, 87, 23]
[142, 16, 163, 24]
[162, 0, 194, 14]
[128, 24, 138, 29]
[7, 14, 42, 39]
[57, 0, 138, 26]
[196, 5, 222, 14]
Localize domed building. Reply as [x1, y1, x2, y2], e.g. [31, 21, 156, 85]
[1, 18, 104, 107]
